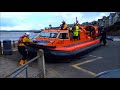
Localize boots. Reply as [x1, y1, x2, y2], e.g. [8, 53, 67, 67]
[19, 59, 28, 65]
[24, 59, 28, 64]
[19, 60, 25, 65]
[105, 43, 108, 46]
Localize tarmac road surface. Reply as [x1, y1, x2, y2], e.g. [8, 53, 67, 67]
[0, 40, 120, 78]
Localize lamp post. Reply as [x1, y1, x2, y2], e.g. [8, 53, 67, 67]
[103, 19, 105, 26]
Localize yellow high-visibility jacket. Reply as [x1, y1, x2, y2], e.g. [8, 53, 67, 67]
[73, 25, 79, 36]
[18, 36, 32, 46]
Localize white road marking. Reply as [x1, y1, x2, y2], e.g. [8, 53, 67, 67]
[72, 55, 103, 77]
[113, 39, 120, 41]
[89, 55, 97, 57]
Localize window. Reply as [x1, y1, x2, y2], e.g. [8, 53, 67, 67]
[39, 32, 58, 38]
[50, 33, 58, 38]
[58, 33, 69, 39]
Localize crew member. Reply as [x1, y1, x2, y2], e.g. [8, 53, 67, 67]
[61, 21, 67, 30]
[18, 32, 33, 65]
[73, 23, 79, 41]
[99, 27, 108, 46]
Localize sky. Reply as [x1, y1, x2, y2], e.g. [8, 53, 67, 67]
[0, 12, 113, 30]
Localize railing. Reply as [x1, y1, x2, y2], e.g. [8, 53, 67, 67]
[0, 41, 2, 55]
[4, 49, 46, 78]
[12, 40, 18, 48]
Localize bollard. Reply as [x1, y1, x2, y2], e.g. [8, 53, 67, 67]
[13, 40, 16, 48]
[0, 41, 2, 55]
[37, 49, 46, 78]
[3, 40, 13, 55]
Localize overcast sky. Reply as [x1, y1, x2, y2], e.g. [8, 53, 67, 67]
[0, 12, 113, 30]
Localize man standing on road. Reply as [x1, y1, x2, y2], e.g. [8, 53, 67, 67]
[99, 27, 108, 46]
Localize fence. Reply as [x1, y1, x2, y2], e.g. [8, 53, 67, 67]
[4, 49, 46, 78]
[0, 41, 2, 55]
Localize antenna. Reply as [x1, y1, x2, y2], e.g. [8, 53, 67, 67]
[76, 17, 78, 24]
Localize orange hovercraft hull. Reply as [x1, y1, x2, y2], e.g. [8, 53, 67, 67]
[42, 39, 100, 61]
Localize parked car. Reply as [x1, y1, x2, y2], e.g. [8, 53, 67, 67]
[95, 69, 120, 78]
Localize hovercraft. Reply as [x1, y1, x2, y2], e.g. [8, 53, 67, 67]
[29, 25, 100, 61]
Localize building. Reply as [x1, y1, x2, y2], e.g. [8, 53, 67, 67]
[109, 13, 116, 26]
[104, 16, 109, 27]
[91, 21, 98, 26]
[98, 19, 103, 26]
[81, 22, 89, 26]
[113, 12, 120, 24]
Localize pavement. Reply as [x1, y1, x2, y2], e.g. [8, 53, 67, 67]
[0, 39, 120, 78]
[107, 36, 120, 41]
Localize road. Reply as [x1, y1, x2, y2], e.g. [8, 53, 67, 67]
[0, 40, 120, 78]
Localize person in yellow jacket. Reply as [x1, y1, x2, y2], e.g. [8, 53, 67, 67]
[73, 23, 79, 41]
[61, 21, 67, 30]
[18, 32, 33, 65]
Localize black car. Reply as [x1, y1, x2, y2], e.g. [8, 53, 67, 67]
[95, 69, 120, 78]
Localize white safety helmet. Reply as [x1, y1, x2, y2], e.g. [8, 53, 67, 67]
[25, 32, 30, 36]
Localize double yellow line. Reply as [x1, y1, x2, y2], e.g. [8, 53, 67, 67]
[72, 55, 103, 77]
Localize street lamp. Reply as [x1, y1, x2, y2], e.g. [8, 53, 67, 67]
[102, 19, 105, 26]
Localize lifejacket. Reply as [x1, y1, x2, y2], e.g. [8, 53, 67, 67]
[18, 35, 25, 43]
[73, 26, 79, 36]
[18, 35, 28, 46]
[76, 26, 79, 31]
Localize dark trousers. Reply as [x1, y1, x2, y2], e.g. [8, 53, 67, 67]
[100, 38, 107, 45]
[18, 46, 28, 60]
[73, 36, 79, 40]
[25, 46, 38, 60]
[18, 46, 38, 61]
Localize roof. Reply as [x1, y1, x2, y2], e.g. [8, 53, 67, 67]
[109, 13, 116, 17]
[103, 16, 106, 19]
[113, 13, 120, 17]
[116, 12, 120, 14]
[98, 19, 103, 21]
[104, 16, 109, 20]
[118, 14, 120, 17]
[67, 24, 74, 27]
[107, 16, 109, 18]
